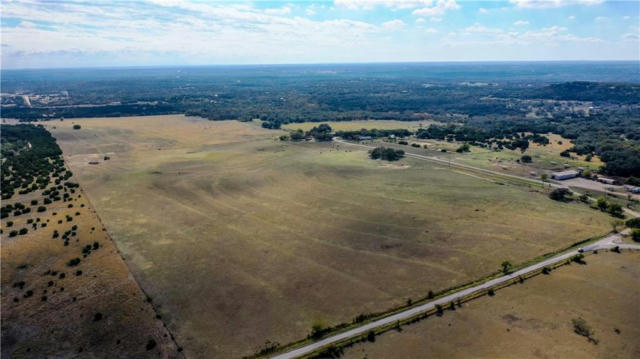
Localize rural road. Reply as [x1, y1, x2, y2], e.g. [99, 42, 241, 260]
[272, 230, 640, 359]
[332, 138, 640, 218]
[270, 138, 640, 359]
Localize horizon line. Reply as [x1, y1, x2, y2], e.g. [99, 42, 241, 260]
[2, 59, 639, 71]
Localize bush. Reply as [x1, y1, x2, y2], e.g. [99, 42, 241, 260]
[627, 218, 640, 228]
[456, 143, 470, 153]
[9, 230, 18, 237]
[549, 188, 571, 201]
[366, 330, 376, 342]
[398, 140, 408, 145]
[607, 203, 624, 218]
[369, 147, 405, 161]
[596, 197, 608, 211]
[37, 206, 46, 212]
[73, 124, 81, 130]
[631, 228, 640, 243]
[67, 258, 81, 267]
[521, 155, 532, 163]
[572, 317, 593, 338]
[19, 228, 28, 235]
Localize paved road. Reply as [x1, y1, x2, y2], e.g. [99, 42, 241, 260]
[272, 230, 640, 359]
[271, 138, 640, 359]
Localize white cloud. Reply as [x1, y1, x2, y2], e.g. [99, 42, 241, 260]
[412, 0, 460, 17]
[595, 16, 608, 22]
[510, 0, 604, 9]
[265, 6, 291, 15]
[382, 19, 406, 30]
[514, 20, 530, 26]
[415, 18, 426, 23]
[478, 8, 488, 14]
[568, 15, 576, 20]
[622, 33, 639, 40]
[424, 27, 438, 33]
[430, 17, 443, 22]
[334, 0, 434, 10]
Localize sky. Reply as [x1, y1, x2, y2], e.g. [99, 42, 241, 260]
[1, 0, 639, 69]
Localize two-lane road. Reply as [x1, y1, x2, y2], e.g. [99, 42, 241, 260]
[272, 230, 639, 359]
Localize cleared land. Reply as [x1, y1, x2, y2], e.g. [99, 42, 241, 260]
[1, 173, 180, 357]
[344, 251, 640, 359]
[48, 115, 613, 358]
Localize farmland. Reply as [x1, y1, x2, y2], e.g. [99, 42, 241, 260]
[343, 251, 640, 359]
[45, 115, 614, 358]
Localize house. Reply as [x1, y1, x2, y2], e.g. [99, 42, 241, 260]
[597, 177, 617, 185]
[550, 170, 579, 180]
[625, 185, 640, 194]
[358, 136, 372, 141]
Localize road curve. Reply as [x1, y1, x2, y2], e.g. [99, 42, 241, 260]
[272, 230, 639, 359]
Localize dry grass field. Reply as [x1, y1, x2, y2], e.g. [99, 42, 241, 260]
[344, 251, 640, 359]
[1, 179, 181, 358]
[47, 115, 613, 358]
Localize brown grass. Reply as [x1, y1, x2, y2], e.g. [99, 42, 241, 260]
[46, 115, 613, 357]
[1, 174, 181, 357]
[344, 251, 640, 359]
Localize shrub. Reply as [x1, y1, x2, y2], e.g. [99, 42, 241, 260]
[19, 228, 28, 235]
[73, 124, 81, 130]
[572, 317, 593, 338]
[549, 188, 571, 201]
[607, 203, 624, 218]
[631, 228, 640, 243]
[596, 197, 608, 211]
[7, 221, 13, 227]
[146, 339, 156, 351]
[37, 206, 46, 212]
[627, 218, 640, 228]
[93, 313, 103, 321]
[366, 330, 376, 342]
[487, 288, 495, 296]
[67, 258, 81, 267]
[521, 155, 532, 163]
[398, 140, 408, 145]
[456, 143, 470, 153]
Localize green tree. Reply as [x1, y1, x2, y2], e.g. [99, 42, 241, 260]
[596, 197, 608, 211]
[631, 228, 640, 243]
[501, 261, 512, 274]
[607, 203, 624, 218]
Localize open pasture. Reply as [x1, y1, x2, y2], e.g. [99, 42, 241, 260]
[345, 251, 640, 359]
[48, 115, 612, 358]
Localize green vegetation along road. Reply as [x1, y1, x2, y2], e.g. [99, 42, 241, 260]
[271, 230, 640, 359]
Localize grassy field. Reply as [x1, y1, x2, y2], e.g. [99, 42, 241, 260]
[282, 120, 438, 132]
[47, 115, 613, 358]
[1, 172, 180, 357]
[369, 133, 602, 180]
[344, 251, 640, 359]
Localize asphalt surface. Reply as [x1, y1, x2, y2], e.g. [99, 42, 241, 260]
[272, 230, 639, 359]
[271, 138, 640, 359]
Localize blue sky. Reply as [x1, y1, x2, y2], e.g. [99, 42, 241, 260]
[1, 0, 638, 68]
